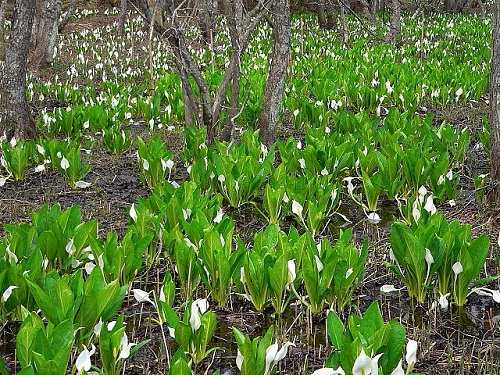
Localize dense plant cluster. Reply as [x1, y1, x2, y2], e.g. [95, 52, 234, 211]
[0, 6, 497, 375]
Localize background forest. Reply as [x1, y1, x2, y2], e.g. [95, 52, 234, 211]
[0, 0, 500, 374]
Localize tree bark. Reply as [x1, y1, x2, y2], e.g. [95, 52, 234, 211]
[58, 0, 76, 32]
[32, 0, 61, 71]
[258, 0, 290, 146]
[118, 0, 127, 34]
[385, 0, 401, 45]
[0, 0, 6, 62]
[490, 0, 500, 182]
[338, 0, 350, 48]
[0, 0, 37, 141]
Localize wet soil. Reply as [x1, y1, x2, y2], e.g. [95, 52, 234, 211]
[1, 7, 500, 375]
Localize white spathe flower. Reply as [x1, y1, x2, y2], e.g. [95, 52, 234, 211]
[129, 204, 137, 221]
[118, 332, 134, 359]
[35, 164, 46, 173]
[93, 318, 103, 336]
[218, 174, 225, 183]
[423, 195, 436, 215]
[142, 158, 149, 171]
[167, 325, 175, 338]
[352, 349, 375, 375]
[283, 192, 290, 203]
[287, 259, 296, 284]
[236, 349, 244, 370]
[161, 158, 168, 172]
[438, 293, 451, 311]
[473, 287, 500, 303]
[291, 200, 303, 219]
[75, 180, 92, 189]
[367, 212, 381, 225]
[66, 238, 76, 255]
[312, 367, 345, 375]
[189, 298, 209, 331]
[385, 81, 393, 94]
[6, 245, 18, 264]
[1, 286, 18, 303]
[380, 285, 401, 293]
[389, 360, 404, 375]
[425, 248, 434, 266]
[165, 159, 174, 171]
[36, 144, 45, 155]
[182, 208, 192, 220]
[344, 177, 355, 195]
[412, 201, 421, 222]
[214, 208, 224, 223]
[107, 320, 117, 331]
[132, 288, 154, 305]
[298, 158, 306, 169]
[405, 339, 418, 370]
[345, 268, 353, 279]
[0, 175, 10, 186]
[75, 344, 96, 372]
[265, 341, 295, 375]
[314, 255, 324, 272]
[418, 185, 427, 196]
[452, 262, 463, 275]
[60, 157, 70, 170]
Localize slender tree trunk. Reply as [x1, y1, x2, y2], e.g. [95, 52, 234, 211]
[32, 0, 61, 71]
[385, 0, 401, 45]
[0, 0, 37, 141]
[338, 0, 350, 48]
[490, 0, 500, 184]
[118, 0, 127, 34]
[325, 0, 336, 30]
[444, 0, 456, 12]
[58, 0, 76, 32]
[220, 50, 241, 141]
[259, 0, 290, 146]
[317, 0, 327, 28]
[0, 0, 7, 62]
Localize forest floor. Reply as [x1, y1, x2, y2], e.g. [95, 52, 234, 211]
[2, 5, 500, 375]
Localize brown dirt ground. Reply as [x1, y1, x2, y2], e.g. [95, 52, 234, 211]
[2, 7, 500, 375]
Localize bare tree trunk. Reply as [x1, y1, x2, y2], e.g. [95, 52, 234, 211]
[58, 0, 76, 32]
[338, 0, 350, 48]
[0, 0, 7, 62]
[317, 0, 327, 28]
[490, 0, 500, 184]
[198, 0, 215, 45]
[259, 0, 290, 146]
[118, 0, 127, 34]
[444, 0, 456, 12]
[385, 0, 401, 45]
[325, 0, 336, 30]
[0, 0, 37, 141]
[32, 0, 61, 71]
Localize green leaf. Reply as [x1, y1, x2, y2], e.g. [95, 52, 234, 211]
[0, 356, 8, 375]
[16, 366, 35, 375]
[326, 310, 345, 349]
[26, 280, 65, 325]
[383, 322, 406, 373]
